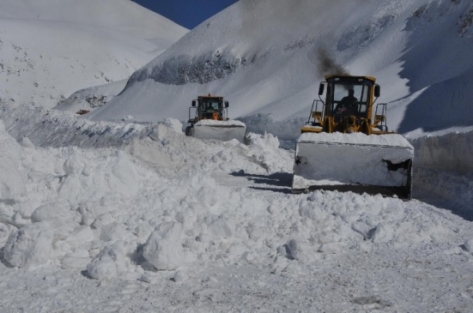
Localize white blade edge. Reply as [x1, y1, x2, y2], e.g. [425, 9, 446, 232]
[193, 124, 246, 142]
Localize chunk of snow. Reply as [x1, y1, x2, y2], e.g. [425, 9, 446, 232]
[464, 238, 473, 253]
[142, 222, 185, 271]
[86, 244, 127, 280]
[3, 222, 53, 268]
[246, 132, 280, 150]
[162, 118, 183, 133]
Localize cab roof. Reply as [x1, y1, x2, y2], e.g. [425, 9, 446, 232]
[324, 75, 376, 83]
[197, 94, 224, 100]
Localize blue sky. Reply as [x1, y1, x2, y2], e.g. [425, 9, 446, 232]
[133, 0, 238, 29]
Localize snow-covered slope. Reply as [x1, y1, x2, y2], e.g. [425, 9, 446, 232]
[0, 0, 187, 108]
[86, 0, 473, 140]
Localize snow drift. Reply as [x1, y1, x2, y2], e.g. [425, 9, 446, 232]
[0, 111, 466, 280]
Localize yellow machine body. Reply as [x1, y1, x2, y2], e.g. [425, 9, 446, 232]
[293, 75, 414, 199]
[185, 95, 246, 142]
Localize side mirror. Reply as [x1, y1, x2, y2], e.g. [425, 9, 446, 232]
[374, 85, 380, 98]
[225, 101, 229, 108]
[318, 83, 325, 96]
[192, 100, 196, 107]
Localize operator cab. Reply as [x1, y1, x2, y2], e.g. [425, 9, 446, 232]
[190, 95, 230, 121]
[198, 97, 224, 119]
[321, 76, 378, 120]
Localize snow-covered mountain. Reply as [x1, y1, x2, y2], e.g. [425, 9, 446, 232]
[0, 0, 187, 108]
[84, 0, 473, 140]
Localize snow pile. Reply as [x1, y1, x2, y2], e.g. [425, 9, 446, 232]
[162, 118, 184, 134]
[246, 132, 280, 150]
[0, 116, 464, 279]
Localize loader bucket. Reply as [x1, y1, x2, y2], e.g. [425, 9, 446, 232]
[292, 132, 414, 199]
[191, 120, 246, 143]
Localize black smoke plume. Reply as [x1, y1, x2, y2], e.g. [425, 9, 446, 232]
[316, 48, 349, 76]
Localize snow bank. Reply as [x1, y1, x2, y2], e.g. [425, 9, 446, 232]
[411, 130, 473, 176]
[410, 129, 473, 216]
[0, 114, 464, 278]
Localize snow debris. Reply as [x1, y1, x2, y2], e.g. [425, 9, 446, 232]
[245, 132, 280, 150]
[86, 244, 128, 280]
[172, 269, 188, 283]
[3, 222, 53, 268]
[0, 112, 470, 286]
[162, 118, 183, 133]
[142, 222, 185, 271]
[463, 238, 473, 253]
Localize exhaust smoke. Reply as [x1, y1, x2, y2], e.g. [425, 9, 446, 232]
[316, 48, 349, 76]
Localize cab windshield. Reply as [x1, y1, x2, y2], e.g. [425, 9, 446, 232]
[201, 99, 221, 112]
[326, 83, 370, 117]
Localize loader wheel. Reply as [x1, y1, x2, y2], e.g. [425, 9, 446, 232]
[185, 126, 193, 136]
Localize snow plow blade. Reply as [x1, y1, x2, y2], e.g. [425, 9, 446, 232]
[292, 133, 414, 199]
[190, 120, 246, 143]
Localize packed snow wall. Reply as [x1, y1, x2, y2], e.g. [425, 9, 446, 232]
[410, 129, 473, 218]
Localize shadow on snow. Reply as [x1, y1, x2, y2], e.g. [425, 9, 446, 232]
[230, 171, 293, 194]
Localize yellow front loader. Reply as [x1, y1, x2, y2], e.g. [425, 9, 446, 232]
[185, 95, 246, 142]
[293, 75, 414, 199]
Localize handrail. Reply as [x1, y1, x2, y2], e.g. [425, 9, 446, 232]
[189, 107, 197, 122]
[374, 103, 388, 131]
